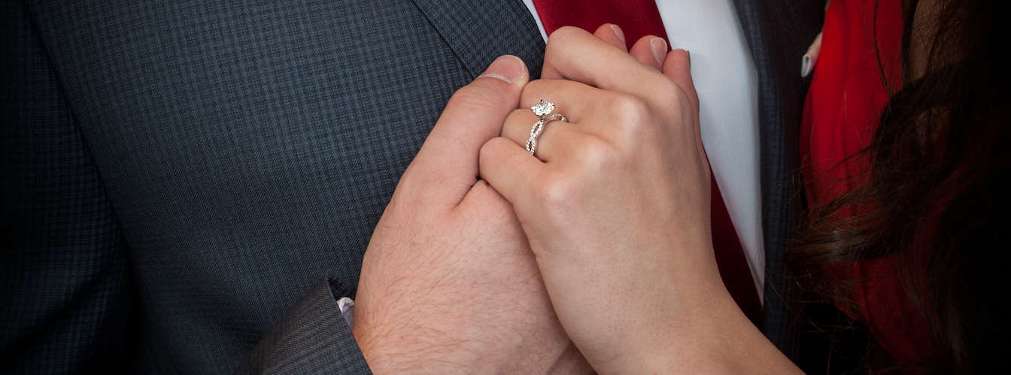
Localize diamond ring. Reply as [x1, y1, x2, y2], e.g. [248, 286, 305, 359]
[531, 98, 558, 119]
[526, 99, 568, 156]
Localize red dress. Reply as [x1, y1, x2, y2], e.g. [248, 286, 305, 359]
[801, 0, 932, 368]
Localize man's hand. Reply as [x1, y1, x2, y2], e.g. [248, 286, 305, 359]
[352, 56, 591, 374]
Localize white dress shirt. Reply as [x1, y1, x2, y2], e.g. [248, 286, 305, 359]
[521, 0, 765, 296]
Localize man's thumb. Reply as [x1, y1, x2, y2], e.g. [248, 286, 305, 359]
[404, 55, 528, 207]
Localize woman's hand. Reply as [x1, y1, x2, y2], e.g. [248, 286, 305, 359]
[480, 26, 799, 374]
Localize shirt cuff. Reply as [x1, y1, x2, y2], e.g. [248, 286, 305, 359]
[337, 297, 355, 328]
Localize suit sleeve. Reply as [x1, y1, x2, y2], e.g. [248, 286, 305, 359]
[1, 2, 136, 373]
[240, 280, 371, 374]
[4, 3, 372, 374]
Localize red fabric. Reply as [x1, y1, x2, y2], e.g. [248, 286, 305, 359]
[532, 0, 668, 49]
[801, 0, 931, 367]
[532, 0, 761, 323]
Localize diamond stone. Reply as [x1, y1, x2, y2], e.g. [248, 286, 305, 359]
[531, 99, 556, 117]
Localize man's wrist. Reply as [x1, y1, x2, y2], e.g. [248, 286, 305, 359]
[351, 302, 483, 374]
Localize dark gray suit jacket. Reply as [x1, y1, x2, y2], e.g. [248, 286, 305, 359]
[2, 0, 821, 373]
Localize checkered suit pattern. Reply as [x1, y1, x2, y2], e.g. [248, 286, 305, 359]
[4, 0, 541, 373]
[4, 0, 821, 373]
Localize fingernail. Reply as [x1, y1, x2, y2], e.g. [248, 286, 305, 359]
[480, 55, 527, 84]
[675, 48, 691, 65]
[650, 38, 668, 65]
[609, 24, 626, 46]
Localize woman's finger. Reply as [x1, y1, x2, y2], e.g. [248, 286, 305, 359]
[629, 35, 666, 70]
[478, 137, 545, 211]
[519, 79, 609, 122]
[520, 79, 634, 142]
[543, 27, 682, 116]
[500, 109, 590, 162]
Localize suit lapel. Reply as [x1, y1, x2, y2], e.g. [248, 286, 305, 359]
[730, 0, 824, 358]
[409, 0, 545, 79]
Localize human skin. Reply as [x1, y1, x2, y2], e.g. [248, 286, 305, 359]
[352, 55, 592, 374]
[480, 26, 802, 374]
[354, 23, 800, 374]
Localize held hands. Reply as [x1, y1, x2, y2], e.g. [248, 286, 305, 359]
[481, 26, 739, 373]
[480, 26, 798, 374]
[356, 25, 798, 374]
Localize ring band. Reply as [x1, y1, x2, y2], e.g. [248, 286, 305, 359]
[526, 99, 568, 156]
[526, 112, 568, 155]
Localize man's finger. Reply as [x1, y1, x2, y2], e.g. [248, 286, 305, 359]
[592, 23, 628, 51]
[542, 24, 626, 80]
[544, 27, 681, 110]
[407, 55, 528, 208]
[629, 35, 666, 70]
[661, 49, 705, 157]
[662, 49, 699, 110]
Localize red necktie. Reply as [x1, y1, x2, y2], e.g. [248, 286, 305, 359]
[532, 0, 762, 322]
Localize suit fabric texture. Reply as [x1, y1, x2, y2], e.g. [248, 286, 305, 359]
[2, 0, 821, 373]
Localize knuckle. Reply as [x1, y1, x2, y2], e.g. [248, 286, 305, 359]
[478, 139, 494, 161]
[505, 108, 530, 125]
[608, 94, 656, 141]
[547, 26, 586, 45]
[653, 80, 694, 120]
[671, 81, 695, 110]
[577, 136, 621, 171]
[535, 174, 578, 214]
[655, 79, 684, 104]
[520, 80, 547, 102]
[479, 137, 504, 161]
[544, 27, 587, 62]
[609, 94, 651, 122]
[481, 137, 529, 173]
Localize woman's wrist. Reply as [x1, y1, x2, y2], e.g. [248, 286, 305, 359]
[576, 253, 724, 373]
[594, 252, 795, 375]
[650, 278, 800, 374]
[637, 276, 745, 373]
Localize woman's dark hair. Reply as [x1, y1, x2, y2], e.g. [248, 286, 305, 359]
[791, 0, 1007, 373]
